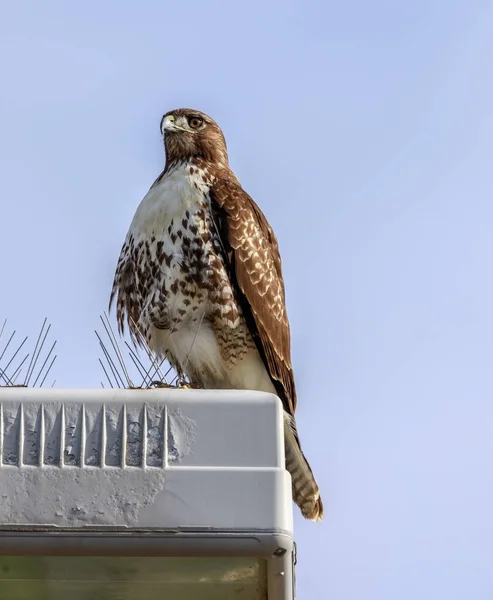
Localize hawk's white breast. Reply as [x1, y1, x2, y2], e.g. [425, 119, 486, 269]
[126, 162, 229, 381]
[130, 163, 208, 236]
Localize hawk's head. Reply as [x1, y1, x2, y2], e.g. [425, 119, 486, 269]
[160, 108, 228, 167]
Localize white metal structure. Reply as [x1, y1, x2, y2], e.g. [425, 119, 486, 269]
[0, 388, 295, 599]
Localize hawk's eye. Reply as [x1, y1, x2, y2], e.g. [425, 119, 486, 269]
[188, 116, 203, 130]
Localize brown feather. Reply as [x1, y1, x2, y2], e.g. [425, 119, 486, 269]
[209, 173, 297, 416]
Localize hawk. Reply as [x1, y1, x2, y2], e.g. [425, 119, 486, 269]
[110, 109, 323, 521]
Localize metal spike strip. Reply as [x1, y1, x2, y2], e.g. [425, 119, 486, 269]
[101, 312, 133, 387]
[95, 313, 177, 389]
[0, 320, 57, 387]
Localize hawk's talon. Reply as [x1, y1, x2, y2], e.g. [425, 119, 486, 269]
[176, 378, 201, 390]
[149, 380, 173, 389]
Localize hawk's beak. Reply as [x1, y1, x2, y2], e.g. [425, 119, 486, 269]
[160, 115, 188, 135]
[160, 115, 175, 135]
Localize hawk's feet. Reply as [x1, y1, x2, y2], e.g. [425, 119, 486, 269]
[148, 380, 173, 389]
[176, 377, 202, 390]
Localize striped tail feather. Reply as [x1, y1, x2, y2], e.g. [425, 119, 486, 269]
[284, 417, 323, 521]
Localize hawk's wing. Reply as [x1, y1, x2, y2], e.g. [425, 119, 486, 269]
[210, 175, 297, 416]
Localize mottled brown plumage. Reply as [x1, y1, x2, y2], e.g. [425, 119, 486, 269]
[110, 108, 323, 521]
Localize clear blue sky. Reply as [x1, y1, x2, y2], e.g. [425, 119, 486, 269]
[1, 0, 493, 597]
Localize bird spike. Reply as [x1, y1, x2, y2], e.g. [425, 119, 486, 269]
[0, 319, 7, 341]
[95, 314, 135, 388]
[128, 316, 168, 385]
[0, 320, 57, 387]
[95, 313, 175, 388]
[101, 312, 134, 387]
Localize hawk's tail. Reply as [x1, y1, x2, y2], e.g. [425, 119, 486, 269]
[284, 418, 323, 522]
